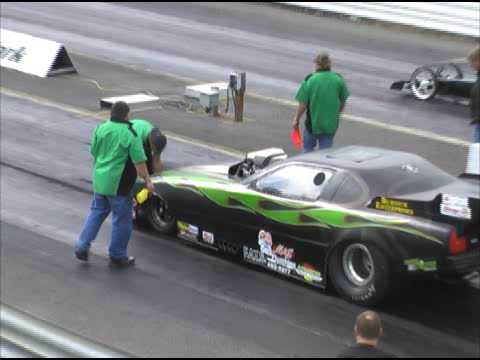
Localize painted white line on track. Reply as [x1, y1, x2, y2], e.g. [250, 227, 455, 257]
[1, 80, 470, 149]
[0, 208, 344, 346]
[247, 92, 471, 148]
[65, 50, 471, 148]
[0, 86, 243, 158]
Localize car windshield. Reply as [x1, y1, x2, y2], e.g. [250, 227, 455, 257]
[253, 164, 334, 202]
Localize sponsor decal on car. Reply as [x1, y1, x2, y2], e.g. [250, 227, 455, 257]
[440, 194, 472, 220]
[295, 263, 323, 283]
[267, 262, 291, 275]
[243, 231, 300, 277]
[202, 231, 215, 245]
[177, 221, 199, 242]
[404, 258, 437, 272]
[243, 246, 264, 265]
[258, 230, 296, 270]
[375, 197, 414, 216]
[258, 230, 273, 257]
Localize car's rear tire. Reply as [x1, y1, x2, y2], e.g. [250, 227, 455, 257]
[328, 241, 391, 306]
[410, 66, 438, 100]
[146, 195, 177, 234]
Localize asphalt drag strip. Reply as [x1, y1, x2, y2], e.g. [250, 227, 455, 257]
[1, 93, 479, 357]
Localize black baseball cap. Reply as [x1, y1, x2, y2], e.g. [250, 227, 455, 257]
[150, 127, 167, 154]
[110, 101, 130, 121]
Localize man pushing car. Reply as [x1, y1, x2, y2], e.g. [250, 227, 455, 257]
[75, 102, 157, 268]
[130, 118, 167, 175]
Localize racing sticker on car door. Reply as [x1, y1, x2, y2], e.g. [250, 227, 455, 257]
[243, 230, 323, 283]
[177, 221, 199, 242]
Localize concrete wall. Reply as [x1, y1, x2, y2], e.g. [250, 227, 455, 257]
[280, 2, 480, 38]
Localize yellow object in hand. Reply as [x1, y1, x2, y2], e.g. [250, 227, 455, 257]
[136, 188, 150, 205]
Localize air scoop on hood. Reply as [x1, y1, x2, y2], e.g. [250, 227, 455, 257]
[228, 148, 288, 178]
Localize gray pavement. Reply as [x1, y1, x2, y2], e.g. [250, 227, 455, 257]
[1, 3, 480, 357]
[0, 2, 477, 140]
[1, 87, 480, 358]
[0, 53, 471, 176]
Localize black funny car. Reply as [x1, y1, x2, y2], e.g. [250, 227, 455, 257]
[134, 146, 480, 305]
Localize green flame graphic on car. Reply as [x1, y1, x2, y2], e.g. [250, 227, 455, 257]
[158, 170, 441, 243]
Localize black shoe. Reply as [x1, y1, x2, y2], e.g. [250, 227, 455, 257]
[75, 249, 89, 262]
[109, 256, 135, 268]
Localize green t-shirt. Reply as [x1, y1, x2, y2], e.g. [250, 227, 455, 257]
[295, 71, 349, 135]
[90, 120, 147, 196]
[131, 119, 154, 144]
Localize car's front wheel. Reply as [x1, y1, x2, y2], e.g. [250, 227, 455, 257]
[410, 66, 438, 100]
[146, 195, 177, 234]
[328, 241, 391, 306]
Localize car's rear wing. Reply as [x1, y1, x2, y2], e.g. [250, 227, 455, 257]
[370, 144, 480, 225]
[369, 194, 479, 225]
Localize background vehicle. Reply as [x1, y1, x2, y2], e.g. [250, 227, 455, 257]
[391, 62, 476, 100]
[134, 146, 480, 305]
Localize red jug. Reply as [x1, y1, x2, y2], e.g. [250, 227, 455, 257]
[290, 128, 303, 151]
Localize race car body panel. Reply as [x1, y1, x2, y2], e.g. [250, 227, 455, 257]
[135, 146, 480, 303]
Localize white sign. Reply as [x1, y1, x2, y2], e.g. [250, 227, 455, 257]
[184, 82, 229, 99]
[100, 94, 160, 109]
[440, 194, 472, 220]
[0, 29, 76, 78]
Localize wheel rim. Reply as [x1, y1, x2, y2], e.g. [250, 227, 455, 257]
[411, 70, 436, 99]
[342, 244, 374, 287]
[150, 196, 174, 228]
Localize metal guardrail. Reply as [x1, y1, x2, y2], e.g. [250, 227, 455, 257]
[279, 2, 480, 38]
[0, 304, 132, 358]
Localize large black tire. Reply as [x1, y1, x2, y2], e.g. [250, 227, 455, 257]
[410, 66, 438, 101]
[328, 241, 391, 306]
[145, 195, 177, 234]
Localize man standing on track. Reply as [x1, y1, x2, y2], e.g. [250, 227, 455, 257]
[75, 101, 155, 268]
[293, 53, 349, 152]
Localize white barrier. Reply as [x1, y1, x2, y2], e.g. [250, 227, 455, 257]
[0, 29, 77, 77]
[280, 2, 480, 38]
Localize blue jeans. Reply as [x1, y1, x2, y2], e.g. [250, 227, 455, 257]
[474, 123, 480, 143]
[303, 129, 334, 153]
[76, 193, 133, 259]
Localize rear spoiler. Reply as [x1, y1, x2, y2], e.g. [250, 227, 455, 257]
[369, 194, 479, 224]
[370, 144, 480, 224]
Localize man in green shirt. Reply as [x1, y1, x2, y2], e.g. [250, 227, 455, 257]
[75, 101, 155, 268]
[293, 53, 349, 152]
[130, 118, 167, 175]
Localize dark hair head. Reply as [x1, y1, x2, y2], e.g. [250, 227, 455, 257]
[110, 101, 130, 122]
[150, 128, 167, 154]
[355, 311, 382, 340]
[314, 52, 331, 71]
